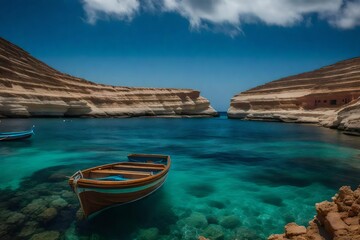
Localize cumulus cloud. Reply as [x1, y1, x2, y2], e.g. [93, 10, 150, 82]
[81, 0, 360, 34]
[162, 0, 342, 28]
[82, 0, 140, 24]
[330, 0, 360, 28]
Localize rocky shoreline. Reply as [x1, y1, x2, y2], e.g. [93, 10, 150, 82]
[268, 186, 360, 240]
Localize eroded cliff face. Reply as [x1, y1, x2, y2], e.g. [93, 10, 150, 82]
[0, 38, 217, 118]
[228, 57, 360, 133]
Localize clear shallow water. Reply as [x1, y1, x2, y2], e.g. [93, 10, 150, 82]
[0, 116, 360, 239]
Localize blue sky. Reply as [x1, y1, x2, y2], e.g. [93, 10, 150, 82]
[1, 0, 360, 111]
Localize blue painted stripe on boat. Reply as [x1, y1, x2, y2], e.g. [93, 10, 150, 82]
[78, 175, 167, 194]
[0, 133, 32, 137]
[0, 130, 33, 135]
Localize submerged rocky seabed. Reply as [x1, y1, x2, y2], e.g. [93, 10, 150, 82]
[0, 165, 262, 240]
[1, 118, 360, 240]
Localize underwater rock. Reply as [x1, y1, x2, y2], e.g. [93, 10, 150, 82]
[30, 183, 54, 196]
[0, 209, 13, 221]
[173, 207, 192, 219]
[7, 196, 23, 209]
[268, 185, 360, 240]
[61, 190, 74, 199]
[179, 224, 198, 240]
[21, 199, 47, 216]
[63, 224, 80, 240]
[231, 227, 262, 240]
[50, 197, 68, 209]
[206, 215, 219, 224]
[158, 235, 180, 240]
[0, 166, 82, 240]
[5, 195, 26, 209]
[182, 212, 208, 229]
[48, 173, 67, 182]
[6, 212, 26, 225]
[43, 195, 59, 204]
[39, 207, 58, 224]
[88, 233, 103, 240]
[0, 223, 9, 239]
[136, 227, 159, 240]
[219, 215, 241, 229]
[30, 230, 60, 240]
[201, 224, 224, 240]
[18, 221, 39, 238]
[75, 208, 85, 221]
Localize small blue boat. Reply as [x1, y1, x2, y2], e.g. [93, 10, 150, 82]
[0, 126, 35, 141]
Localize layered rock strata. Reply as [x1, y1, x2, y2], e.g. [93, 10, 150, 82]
[228, 57, 360, 133]
[0, 38, 217, 118]
[268, 186, 360, 240]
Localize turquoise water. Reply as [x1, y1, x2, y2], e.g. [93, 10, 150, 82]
[1, 116, 360, 239]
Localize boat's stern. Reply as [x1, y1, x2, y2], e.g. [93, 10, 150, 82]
[127, 153, 170, 166]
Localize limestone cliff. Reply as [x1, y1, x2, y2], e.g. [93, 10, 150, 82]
[0, 38, 217, 118]
[228, 57, 360, 133]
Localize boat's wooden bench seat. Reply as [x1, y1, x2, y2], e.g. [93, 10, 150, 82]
[113, 164, 164, 171]
[90, 169, 151, 179]
[120, 162, 166, 167]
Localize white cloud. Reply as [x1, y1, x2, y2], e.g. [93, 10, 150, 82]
[330, 0, 360, 29]
[81, 0, 360, 34]
[161, 0, 343, 28]
[82, 0, 140, 24]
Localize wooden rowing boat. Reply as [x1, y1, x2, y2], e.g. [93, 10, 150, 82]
[0, 126, 35, 141]
[68, 153, 171, 218]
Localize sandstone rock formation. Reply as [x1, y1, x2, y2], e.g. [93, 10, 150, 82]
[321, 100, 360, 135]
[228, 57, 360, 133]
[0, 38, 217, 118]
[268, 186, 360, 240]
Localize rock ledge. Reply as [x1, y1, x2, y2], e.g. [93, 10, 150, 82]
[268, 186, 360, 240]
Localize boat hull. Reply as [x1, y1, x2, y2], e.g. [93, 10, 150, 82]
[0, 132, 33, 141]
[69, 154, 171, 218]
[78, 175, 167, 217]
[0, 127, 34, 141]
